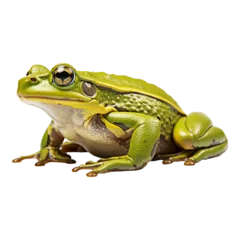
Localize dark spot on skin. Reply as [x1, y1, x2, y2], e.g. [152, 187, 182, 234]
[114, 106, 129, 112]
[46, 135, 50, 147]
[114, 123, 129, 131]
[210, 139, 220, 147]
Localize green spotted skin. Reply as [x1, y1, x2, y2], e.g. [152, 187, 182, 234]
[96, 87, 183, 140]
[14, 63, 228, 177]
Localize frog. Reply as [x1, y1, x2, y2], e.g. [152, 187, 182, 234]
[13, 63, 228, 177]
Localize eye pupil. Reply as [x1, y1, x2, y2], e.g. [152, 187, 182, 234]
[53, 66, 75, 86]
[56, 71, 70, 80]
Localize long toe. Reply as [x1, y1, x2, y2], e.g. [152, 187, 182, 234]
[184, 159, 195, 166]
[162, 159, 173, 164]
[12, 158, 23, 163]
[86, 171, 98, 177]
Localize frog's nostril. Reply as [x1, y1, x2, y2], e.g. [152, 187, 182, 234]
[30, 77, 37, 83]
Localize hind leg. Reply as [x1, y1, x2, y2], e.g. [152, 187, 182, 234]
[170, 112, 228, 165]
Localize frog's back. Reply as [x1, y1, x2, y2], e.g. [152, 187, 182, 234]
[78, 71, 186, 115]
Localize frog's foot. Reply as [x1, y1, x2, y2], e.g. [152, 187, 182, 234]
[177, 142, 226, 165]
[183, 141, 228, 165]
[12, 147, 76, 166]
[162, 150, 195, 165]
[162, 154, 196, 165]
[72, 155, 137, 177]
[162, 142, 228, 166]
[10, 150, 40, 164]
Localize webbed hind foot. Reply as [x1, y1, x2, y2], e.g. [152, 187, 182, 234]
[161, 151, 197, 166]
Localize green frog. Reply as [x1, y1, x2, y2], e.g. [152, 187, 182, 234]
[13, 63, 228, 177]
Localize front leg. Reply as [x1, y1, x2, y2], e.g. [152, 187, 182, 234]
[72, 112, 161, 177]
[13, 121, 76, 166]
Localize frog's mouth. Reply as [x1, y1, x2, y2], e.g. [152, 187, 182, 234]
[17, 94, 92, 110]
[18, 94, 85, 103]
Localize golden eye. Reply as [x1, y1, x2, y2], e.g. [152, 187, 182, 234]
[53, 66, 75, 86]
[82, 82, 96, 97]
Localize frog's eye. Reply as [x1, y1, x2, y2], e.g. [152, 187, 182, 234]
[82, 82, 96, 97]
[53, 66, 75, 86]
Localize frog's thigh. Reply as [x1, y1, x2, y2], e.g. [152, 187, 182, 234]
[106, 112, 161, 168]
[127, 115, 161, 167]
[173, 112, 228, 162]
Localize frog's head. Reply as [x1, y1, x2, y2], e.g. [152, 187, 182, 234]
[17, 64, 103, 111]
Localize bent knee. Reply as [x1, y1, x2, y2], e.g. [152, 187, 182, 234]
[173, 113, 227, 150]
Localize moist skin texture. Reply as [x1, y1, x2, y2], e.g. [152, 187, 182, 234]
[95, 88, 183, 140]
